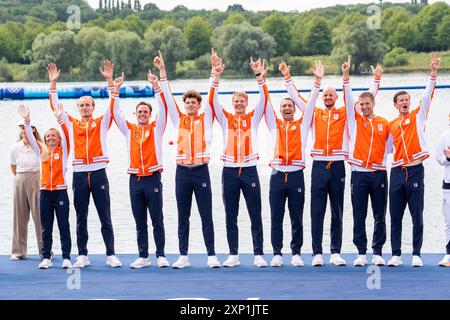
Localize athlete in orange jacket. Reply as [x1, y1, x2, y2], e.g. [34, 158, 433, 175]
[47, 61, 122, 268]
[112, 70, 170, 269]
[18, 103, 72, 269]
[155, 51, 221, 269]
[342, 58, 389, 267]
[283, 60, 380, 266]
[387, 52, 440, 267]
[209, 49, 269, 268]
[264, 60, 322, 267]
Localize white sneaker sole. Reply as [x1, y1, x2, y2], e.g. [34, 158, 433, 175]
[73, 262, 90, 268]
[106, 262, 122, 268]
[223, 262, 240, 267]
[39, 265, 52, 269]
[172, 263, 191, 269]
[130, 263, 151, 269]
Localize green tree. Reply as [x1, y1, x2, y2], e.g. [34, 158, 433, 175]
[75, 27, 109, 79]
[436, 14, 450, 50]
[212, 22, 276, 73]
[260, 13, 291, 56]
[223, 12, 247, 25]
[290, 14, 316, 56]
[0, 22, 24, 63]
[28, 30, 78, 80]
[147, 18, 174, 32]
[106, 29, 143, 78]
[303, 17, 332, 55]
[27, 6, 58, 22]
[45, 22, 67, 33]
[105, 18, 125, 32]
[381, 6, 412, 46]
[140, 3, 164, 21]
[123, 15, 145, 37]
[415, 2, 449, 51]
[0, 57, 13, 81]
[383, 47, 409, 67]
[144, 26, 188, 77]
[332, 21, 389, 74]
[184, 16, 213, 59]
[22, 21, 46, 60]
[391, 22, 418, 51]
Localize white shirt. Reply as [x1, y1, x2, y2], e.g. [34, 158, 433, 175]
[436, 130, 450, 184]
[10, 140, 40, 173]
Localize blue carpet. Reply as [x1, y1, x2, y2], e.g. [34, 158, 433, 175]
[0, 254, 448, 300]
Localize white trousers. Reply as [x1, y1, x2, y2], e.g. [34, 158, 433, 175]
[443, 190, 450, 247]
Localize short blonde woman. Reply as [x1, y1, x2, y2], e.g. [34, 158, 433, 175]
[10, 116, 43, 260]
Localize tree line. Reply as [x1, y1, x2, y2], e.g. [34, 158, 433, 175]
[0, 0, 449, 81]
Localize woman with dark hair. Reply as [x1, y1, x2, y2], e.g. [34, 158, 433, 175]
[9, 113, 43, 260]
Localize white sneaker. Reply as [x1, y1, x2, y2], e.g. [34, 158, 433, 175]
[207, 256, 221, 268]
[387, 255, 403, 267]
[291, 254, 304, 267]
[353, 254, 367, 267]
[254, 255, 268, 268]
[330, 253, 347, 266]
[438, 254, 450, 267]
[73, 255, 90, 268]
[412, 255, 423, 267]
[61, 259, 72, 269]
[172, 255, 190, 269]
[38, 259, 53, 269]
[157, 256, 170, 268]
[312, 254, 324, 267]
[106, 255, 122, 268]
[130, 257, 151, 269]
[372, 255, 386, 266]
[223, 255, 240, 267]
[270, 255, 283, 267]
[10, 254, 23, 261]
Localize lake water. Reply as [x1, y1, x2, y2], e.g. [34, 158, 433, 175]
[1, 73, 449, 257]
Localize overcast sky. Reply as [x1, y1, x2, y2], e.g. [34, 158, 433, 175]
[87, 0, 449, 12]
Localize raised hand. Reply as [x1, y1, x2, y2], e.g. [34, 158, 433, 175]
[342, 56, 351, 80]
[261, 59, 269, 80]
[310, 60, 324, 83]
[212, 57, 225, 82]
[211, 47, 220, 67]
[147, 69, 159, 86]
[47, 63, 60, 83]
[431, 52, 441, 76]
[54, 102, 64, 120]
[153, 50, 165, 70]
[250, 57, 262, 75]
[113, 72, 124, 93]
[18, 104, 30, 122]
[371, 63, 383, 79]
[99, 59, 114, 81]
[278, 61, 291, 78]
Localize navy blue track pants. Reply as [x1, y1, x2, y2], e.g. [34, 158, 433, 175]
[73, 168, 115, 256]
[40, 190, 71, 260]
[129, 172, 165, 258]
[351, 170, 387, 256]
[269, 169, 305, 256]
[222, 166, 263, 256]
[176, 164, 215, 256]
[389, 163, 424, 256]
[311, 160, 345, 255]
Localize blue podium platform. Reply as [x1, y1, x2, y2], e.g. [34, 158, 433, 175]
[0, 253, 448, 300]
